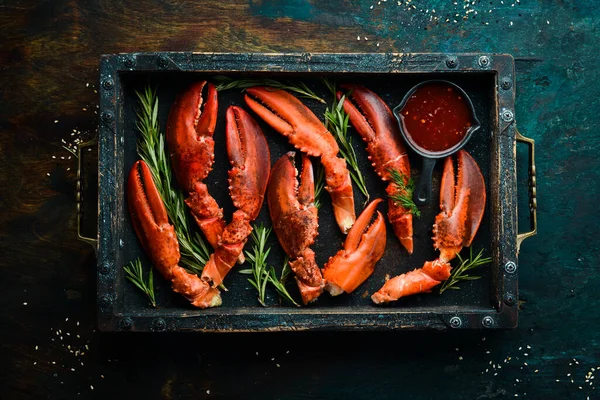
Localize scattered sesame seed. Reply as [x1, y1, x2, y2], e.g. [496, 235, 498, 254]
[276, 364, 280, 367]
[90, 385, 94, 390]
[459, 356, 463, 360]
[206, 390, 210, 394]
[55, 120, 59, 123]
[35, 346, 38, 350]
[357, 36, 361, 40]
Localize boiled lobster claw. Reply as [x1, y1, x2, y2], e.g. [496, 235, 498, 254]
[338, 84, 413, 253]
[372, 150, 486, 304]
[323, 198, 386, 296]
[268, 152, 324, 304]
[127, 160, 221, 308]
[166, 81, 225, 250]
[245, 87, 356, 234]
[200, 106, 271, 288]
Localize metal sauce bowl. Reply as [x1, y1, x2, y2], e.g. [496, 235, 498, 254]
[392, 80, 481, 205]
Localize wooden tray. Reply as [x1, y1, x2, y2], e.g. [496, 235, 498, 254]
[82, 52, 537, 331]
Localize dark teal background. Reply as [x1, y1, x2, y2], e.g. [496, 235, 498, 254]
[1, 0, 599, 399]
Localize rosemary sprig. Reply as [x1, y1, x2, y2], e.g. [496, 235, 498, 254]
[322, 79, 370, 203]
[313, 164, 326, 210]
[135, 86, 210, 274]
[439, 248, 492, 294]
[269, 256, 300, 307]
[123, 258, 157, 307]
[242, 224, 272, 307]
[214, 76, 326, 104]
[239, 225, 300, 307]
[387, 167, 421, 217]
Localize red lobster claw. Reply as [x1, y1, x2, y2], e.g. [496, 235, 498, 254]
[200, 106, 271, 289]
[323, 198, 386, 296]
[372, 150, 486, 304]
[245, 87, 356, 234]
[338, 84, 413, 254]
[127, 160, 221, 308]
[268, 152, 324, 304]
[166, 81, 225, 250]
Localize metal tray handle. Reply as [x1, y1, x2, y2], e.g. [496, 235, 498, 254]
[77, 138, 98, 253]
[516, 129, 537, 252]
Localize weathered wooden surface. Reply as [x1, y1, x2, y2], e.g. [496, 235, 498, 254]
[1, 0, 599, 399]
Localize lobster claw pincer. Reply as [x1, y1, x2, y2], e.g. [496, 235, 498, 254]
[268, 152, 324, 304]
[200, 106, 271, 289]
[338, 84, 413, 254]
[245, 87, 356, 234]
[166, 81, 225, 250]
[127, 160, 221, 308]
[323, 198, 387, 296]
[434, 149, 487, 263]
[372, 150, 486, 304]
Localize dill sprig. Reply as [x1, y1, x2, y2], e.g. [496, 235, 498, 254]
[123, 258, 157, 307]
[214, 76, 325, 104]
[439, 248, 492, 294]
[313, 164, 326, 210]
[387, 167, 421, 217]
[135, 86, 210, 274]
[239, 225, 300, 307]
[322, 78, 370, 203]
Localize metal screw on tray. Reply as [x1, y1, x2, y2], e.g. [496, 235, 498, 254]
[482, 316, 495, 328]
[446, 57, 458, 69]
[478, 55, 490, 68]
[99, 295, 112, 308]
[502, 109, 514, 123]
[102, 79, 114, 90]
[449, 316, 462, 328]
[119, 318, 133, 331]
[157, 55, 169, 68]
[99, 262, 110, 275]
[124, 57, 135, 68]
[503, 293, 516, 306]
[504, 261, 517, 274]
[101, 111, 114, 123]
[501, 78, 512, 90]
[153, 318, 167, 332]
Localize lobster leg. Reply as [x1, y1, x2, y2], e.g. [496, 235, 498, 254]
[127, 160, 221, 308]
[372, 150, 486, 304]
[166, 81, 225, 250]
[200, 107, 271, 288]
[323, 198, 386, 296]
[245, 87, 356, 234]
[338, 84, 414, 254]
[268, 152, 324, 304]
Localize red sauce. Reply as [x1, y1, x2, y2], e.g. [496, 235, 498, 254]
[399, 82, 474, 153]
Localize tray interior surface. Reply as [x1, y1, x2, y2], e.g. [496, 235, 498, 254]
[116, 71, 497, 316]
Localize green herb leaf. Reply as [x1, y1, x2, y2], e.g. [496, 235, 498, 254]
[135, 87, 211, 273]
[439, 248, 492, 294]
[387, 167, 421, 217]
[313, 165, 326, 210]
[322, 78, 370, 204]
[123, 259, 157, 307]
[243, 225, 300, 307]
[214, 77, 326, 104]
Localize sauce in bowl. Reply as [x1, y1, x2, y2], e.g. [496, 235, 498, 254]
[398, 82, 475, 153]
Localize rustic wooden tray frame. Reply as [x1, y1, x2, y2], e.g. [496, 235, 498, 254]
[96, 52, 520, 332]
